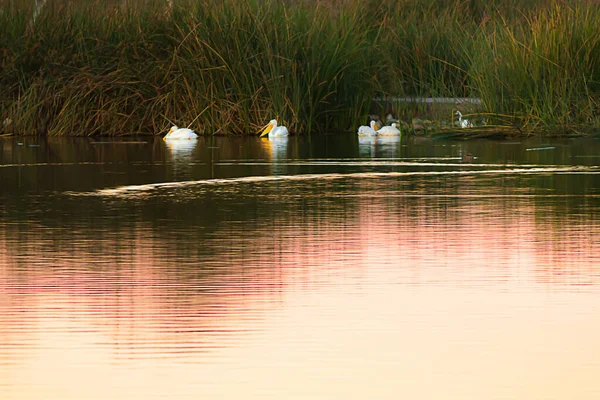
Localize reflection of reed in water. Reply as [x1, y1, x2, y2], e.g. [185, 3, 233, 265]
[3, 172, 600, 400]
[261, 137, 288, 175]
[165, 139, 198, 179]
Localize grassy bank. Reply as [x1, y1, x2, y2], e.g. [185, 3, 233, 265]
[1, 0, 599, 136]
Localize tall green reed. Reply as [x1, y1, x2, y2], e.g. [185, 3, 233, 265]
[1, 0, 599, 136]
[465, 2, 600, 130]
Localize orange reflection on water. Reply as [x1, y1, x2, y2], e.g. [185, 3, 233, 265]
[1, 185, 600, 400]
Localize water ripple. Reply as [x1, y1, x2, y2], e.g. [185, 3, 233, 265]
[74, 165, 600, 198]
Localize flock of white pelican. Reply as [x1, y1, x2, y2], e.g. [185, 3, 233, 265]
[356, 120, 401, 137]
[162, 119, 290, 141]
[163, 112, 471, 141]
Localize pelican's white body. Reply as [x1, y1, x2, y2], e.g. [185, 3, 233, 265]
[261, 119, 289, 138]
[164, 126, 198, 140]
[357, 120, 378, 136]
[377, 123, 401, 136]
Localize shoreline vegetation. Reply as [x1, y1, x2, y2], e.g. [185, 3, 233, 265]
[1, 0, 599, 137]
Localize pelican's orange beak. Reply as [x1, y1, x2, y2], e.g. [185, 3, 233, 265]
[260, 123, 274, 137]
[163, 127, 174, 141]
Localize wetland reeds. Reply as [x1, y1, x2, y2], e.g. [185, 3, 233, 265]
[1, 0, 599, 136]
[464, 1, 600, 134]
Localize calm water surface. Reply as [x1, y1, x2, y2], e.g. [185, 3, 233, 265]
[1, 135, 600, 399]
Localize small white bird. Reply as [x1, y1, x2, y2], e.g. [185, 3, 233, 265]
[377, 122, 401, 136]
[455, 111, 472, 128]
[357, 120, 379, 136]
[164, 125, 198, 140]
[260, 119, 289, 138]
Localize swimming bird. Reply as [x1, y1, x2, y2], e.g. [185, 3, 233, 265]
[357, 120, 379, 136]
[164, 125, 198, 140]
[260, 119, 289, 138]
[455, 111, 472, 128]
[461, 152, 474, 163]
[377, 122, 401, 136]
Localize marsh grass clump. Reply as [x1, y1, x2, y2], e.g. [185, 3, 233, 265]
[1, 0, 599, 136]
[465, 2, 600, 133]
[1, 0, 384, 135]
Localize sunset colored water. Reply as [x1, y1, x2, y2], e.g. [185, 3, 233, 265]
[1, 135, 600, 399]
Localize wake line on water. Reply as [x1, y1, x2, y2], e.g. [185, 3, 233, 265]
[76, 165, 600, 198]
[0, 161, 178, 168]
[0, 161, 112, 168]
[217, 161, 541, 167]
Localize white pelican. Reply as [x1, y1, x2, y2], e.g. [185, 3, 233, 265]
[454, 111, 472, 128]
[260, 119, 289, 138]
[164, 125, 198, 140]
[357, 120, 378, 136]
[377, 122, 401, 136]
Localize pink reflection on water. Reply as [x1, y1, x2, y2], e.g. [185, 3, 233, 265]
[1, 185, 600, 400]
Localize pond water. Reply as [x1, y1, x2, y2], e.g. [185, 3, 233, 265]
[1, 134, 600, 400]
